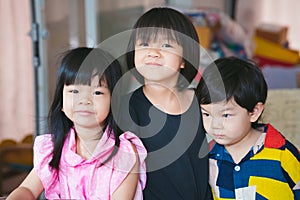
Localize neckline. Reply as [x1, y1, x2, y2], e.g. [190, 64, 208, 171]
[139, 86, 196, 117]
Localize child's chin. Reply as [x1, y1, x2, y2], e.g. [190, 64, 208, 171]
[213, 138, 227, 145]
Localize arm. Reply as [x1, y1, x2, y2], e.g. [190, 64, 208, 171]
[281, 142, 300, 199]
[6, 169, 44, 200]
[111, 144, 140, 200]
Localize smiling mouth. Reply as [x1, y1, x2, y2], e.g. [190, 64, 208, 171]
[145, 62, 162, 66]
[75, 110, 95, 115]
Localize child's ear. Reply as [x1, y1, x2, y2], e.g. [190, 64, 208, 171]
[180, 62, 185, 69]
[249, 102, 264, 122]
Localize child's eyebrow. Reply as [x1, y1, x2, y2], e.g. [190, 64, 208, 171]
[220, 107, 235, 112]
[160, 36, 177, 42]
[200, 107, 209, 112]
[96, 83, 108, 88]
[97, 85, 108, 89]
[200, 105, 235, 112]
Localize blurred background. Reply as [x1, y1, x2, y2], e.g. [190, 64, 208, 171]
[0, 0, 299, 196]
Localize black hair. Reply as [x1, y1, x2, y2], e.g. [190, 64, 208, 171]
[196, 56, 268, 126]
[126, 7, 200, 90]
[48, 47, 123, 170]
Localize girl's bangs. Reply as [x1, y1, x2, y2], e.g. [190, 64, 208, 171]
[63, 66, 88, 85]
[64, 65, 104, 86]
[135, 27, 180, 44]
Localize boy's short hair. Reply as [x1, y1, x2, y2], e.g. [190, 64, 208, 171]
[196, 56, 268, 113]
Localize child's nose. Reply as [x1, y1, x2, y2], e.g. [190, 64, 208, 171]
[147, 48, 160, 58]
[77, 95, 92, 105]
[211, 118, 224, 129]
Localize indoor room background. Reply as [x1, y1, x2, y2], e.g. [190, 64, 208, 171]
[0, 0, 299, 195]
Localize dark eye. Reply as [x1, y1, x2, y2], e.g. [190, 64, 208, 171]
[223, 114, 230, 118]
[162, 43, 172, 48]
[202, 112, 209, 117]
[71, 89, 78, 94]
[139, 42, 149, 47]
[94, 91, 104, 95]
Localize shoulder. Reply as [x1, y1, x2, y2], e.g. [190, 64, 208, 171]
[127, 87, 145, 104]
[264, 124, 298, 152]
[33, 134, 54, 166]
[119, 87, 149, 128]
[122, 87, 142, 98]
[33, 134, 56, 186]
[263, 124, 299, 164]
[122, 87, 145, 101]
[118, 132, 147, 160]
[185, 87, 195, 96]
[120, 87, 145, 111]
[119, 131, 147, 155]
[112, 131, 147, 171]
[180, 88, 197, 111]
[109, 132, 147, 192]
[34, 134, 53, 153]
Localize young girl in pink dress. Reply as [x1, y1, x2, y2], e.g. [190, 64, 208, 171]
[7, 47, 147, 200]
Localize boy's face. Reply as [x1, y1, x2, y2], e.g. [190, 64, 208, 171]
[134, 36, 184, 86]
[200, 98, 259, 148]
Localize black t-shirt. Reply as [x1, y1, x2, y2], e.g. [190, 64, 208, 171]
[118, 87, 212, 200]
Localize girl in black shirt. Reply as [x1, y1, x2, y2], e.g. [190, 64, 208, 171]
[119, 7, 212, 200]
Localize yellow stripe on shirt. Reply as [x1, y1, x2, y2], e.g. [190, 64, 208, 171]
[281, 148, 300, 185]
[249, 176, 294, 199]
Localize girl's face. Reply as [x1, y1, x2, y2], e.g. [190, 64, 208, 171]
[62, 76, 111, 129]
[134, 36, 184, 86]
[200, 98, 259, 148]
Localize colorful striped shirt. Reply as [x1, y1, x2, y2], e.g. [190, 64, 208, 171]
[209, 124, 300, 200]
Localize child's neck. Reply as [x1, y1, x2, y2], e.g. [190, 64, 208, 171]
[225, 128, 262, 164]
[142, 83, 194, 115]
[75, 126, 103, 159]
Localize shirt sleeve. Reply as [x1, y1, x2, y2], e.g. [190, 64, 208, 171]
[280, 141, 300, 199]
[109, 131, 147, 199]
[33, 134, 60, 197]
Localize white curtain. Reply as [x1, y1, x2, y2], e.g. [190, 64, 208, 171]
[0, 0, 34, 142]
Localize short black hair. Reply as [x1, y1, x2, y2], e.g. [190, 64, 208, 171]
[196, 56, 268, 125]
[126, 7, 200, 90]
